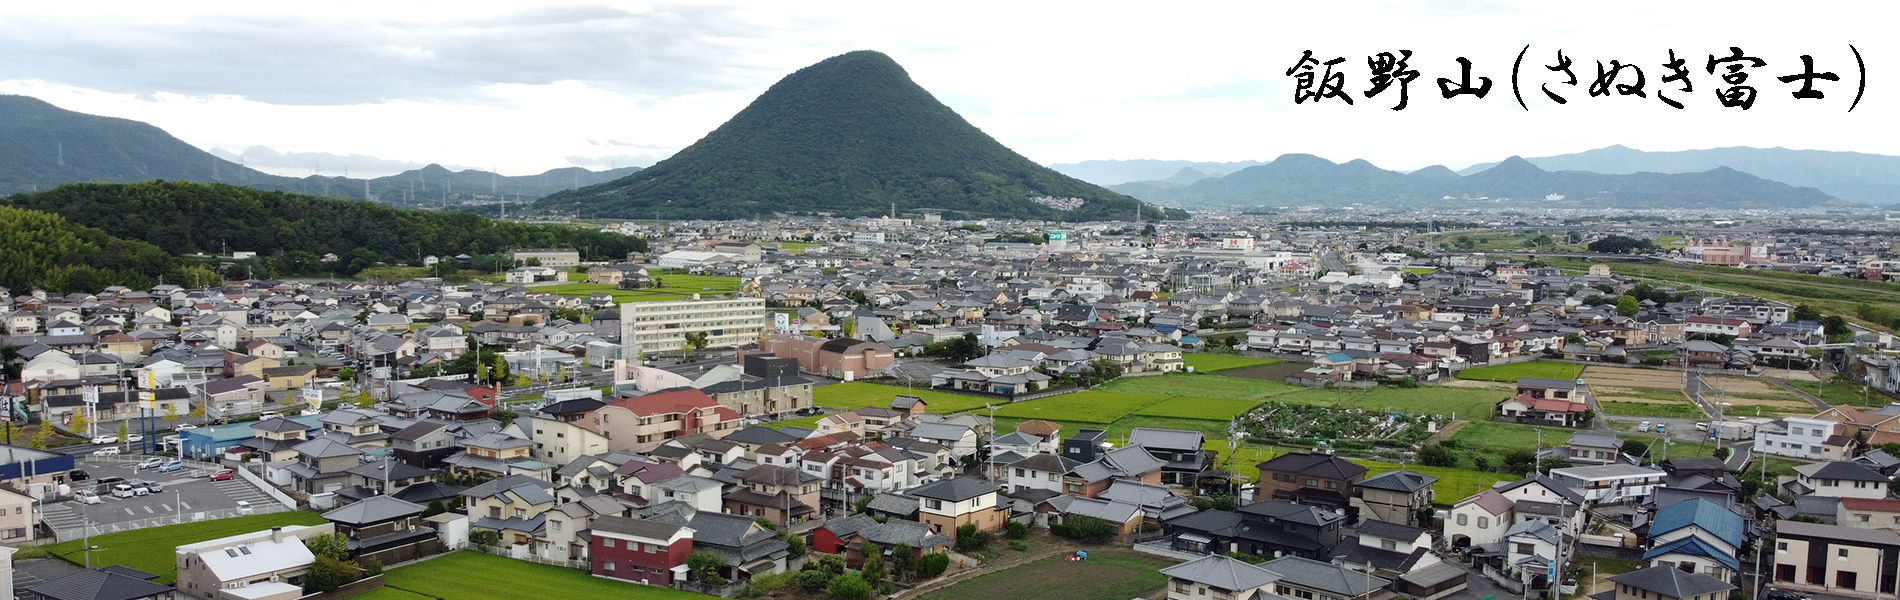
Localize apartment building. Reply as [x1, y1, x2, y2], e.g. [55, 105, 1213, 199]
[621, 297, 767, 355]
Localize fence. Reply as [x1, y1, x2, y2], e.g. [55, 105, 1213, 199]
[51, 503, 291, 542]
[455, 542, 590, 570]
[235, 461, 302, 508]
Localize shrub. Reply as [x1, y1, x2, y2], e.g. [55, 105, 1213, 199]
[916, 552, 950, 579]
[812, 553, 847, 576]
[954, 524, 993, 551]
[861, 552, 887, 585]
[1049, 515, 1117, 543]
[1004, 519, 1030, 540]
[688, 550, 728, 582]
[1008, 540, 1028, 552]
[364, 557, 384, 576]
[828, 574, 873, 600]
[889, 543, 913, 581]
[748, 572, 789, 594]
[795, 569, 834, 592]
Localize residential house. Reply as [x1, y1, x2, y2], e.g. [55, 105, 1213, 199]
[319, 496, 439, 564]
[722, 464, 821, 528]
[1354, 470, 1439, 528]
[1254, 452, 1369, 513]
[1772, 519, 1900, 597]
[588, 516, 692, 586]
[1644, 498, 1743, 582]
[1162, 499, 1345, 560]
[1158, 554, 1285, 600]
[1597, 567, 1735, 600]
[912, 478, 1009, 538]
[173, 524, 337, 600]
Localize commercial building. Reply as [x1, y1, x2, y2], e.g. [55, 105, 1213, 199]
[507, 249, 580, 269]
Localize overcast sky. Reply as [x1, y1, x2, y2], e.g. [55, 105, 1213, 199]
[1, 1, 1889, 177]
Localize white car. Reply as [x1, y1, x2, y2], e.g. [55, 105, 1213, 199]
[91, 435, 116, 444]
[91, 447, 121, 457]
[125, 434, 145, 442]
[135, 457, 164, 469]
[236, 500, 254, 515]
[175, 424, 198, 431]
[74, 490, 101, 505]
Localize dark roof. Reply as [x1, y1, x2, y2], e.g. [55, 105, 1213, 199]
[1255, 452, 1368, 480]
[251, 417, 307, 433]
[322, 495, 424, 525]
[1357, 519, 1430, 542]
[911, 478, 999, 503]
[723, 425, 800, 446]
[538, 398, 607, 417]
[1608, 566, 1735, 599]
[1356, 470, 1438, 493]
[27, 568, 175, 600]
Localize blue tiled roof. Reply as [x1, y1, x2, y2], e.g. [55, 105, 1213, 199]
[1644, 536, 1740, 571]
[1650, 498, 1743, 548]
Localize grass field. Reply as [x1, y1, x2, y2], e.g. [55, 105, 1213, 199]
[43, 511, 330, 585]
[1098, 373, 1305, 400]
[1597, 400, 1705, 419]
[914, 550, 1173, 600]
[762, 414, 824, 430]
[380, 551, 706, 600]
[1133, 396, 1264, 421]
[1182, 354, 1281, 373]
[777, 242, 821, 255]
[1273, 386, 1500, 420]
[1447, 421, 1552, 456]
[991, 391, 1171, 423]
[813, 382, 994, 413]
[1455, 361, 1584, 383]
[1213, 442, 1510, 503]
[537, 275, 741, 304]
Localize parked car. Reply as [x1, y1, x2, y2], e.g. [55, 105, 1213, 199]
[209, 469, 235, 481]
[131, 484, 150, 496]
[1657, 424, 1668, 434]
[111, 483, 136, 498]
[143, 480, 164, 493]
[236, 500, 254, 515]
[175, 424, 197, 431]
[74, 490, 101, 504]
[1767, 590, 1810, 600]
[92, 447, 121, 457]
[1637, 421, 1651, 431]
[260, 411, 283, 421]
[136, 457, 164, 469]
[91, 435, 116, 444]
[70, 469, 90, 481]
[93, 476, 125, 489]
[125, 434, 145, 442]
[158, 460, 184, 473]
[1695, 422, 1709, 431]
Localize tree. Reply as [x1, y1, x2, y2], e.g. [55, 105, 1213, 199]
[1586, 235, 1656, 254]
[338, 367, 357, 380]
[162, 403, 179, 422]
[71, 411, 89, 437]
[794, 569, 833, 592]
[1615, 295, 1640, 317]
[925, 332, 983, 362]
[29, 426, 50, 450]
[860, 552, 886, 586]
[116, 422, 128, 444]
[915, 552, 950, 579]
[307, 532, 351, 560]
[687, 550, 728, 583]
[682, 331, 710, 355]
[812, 553, 847, 576]
[495, 410, 519, 428]
[1416, 443, 1456, 467]
[828, 574, 872, 600]
[954, 524, 992, 552]
[189, 404, 205, 420]
[304, 555, 360, 594]
[353, 390, 375, 409]
[889, 543, 914, 581]
[847, 290, 871, 306]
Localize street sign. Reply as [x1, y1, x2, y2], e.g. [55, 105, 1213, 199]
[301, 386, 324, 409]
[138, 371, 158, 389]
[137, 391, 156, 409]
[82, 385, 99, 405]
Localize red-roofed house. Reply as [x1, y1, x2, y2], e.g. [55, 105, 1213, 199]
[1497, 393, 1590, 427]
[570, 389, 743, 453]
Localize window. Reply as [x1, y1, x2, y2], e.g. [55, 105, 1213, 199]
[604, 539, 616, 548]
[1861, 514, 1872, 522]
[1381, 540, 1397, 551]
[1456, 513, 1468, 526]
[1777, 542, 1787, 552]
[551, 521, 562, 532]
[1515, 542, 1535, 555]
[1477, 517, 1489, 529]
[1839, 548, 1850, 559]
[605, 561, 615, 571]
[926, 499, 943, 510]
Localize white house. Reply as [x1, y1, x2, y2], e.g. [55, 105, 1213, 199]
[1548, 464, 1664, 505]
[1753, 417, 1843, 460]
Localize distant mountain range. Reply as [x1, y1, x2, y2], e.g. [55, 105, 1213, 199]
[0, 95, 638, 204]
[1456, 145, 1900, 205]
[1047, 160, 1267, 186]
[1105, 153, 1841, 209]
[537, 51, 1183, 221]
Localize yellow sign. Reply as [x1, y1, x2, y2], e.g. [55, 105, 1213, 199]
[138, 391, 156, 409]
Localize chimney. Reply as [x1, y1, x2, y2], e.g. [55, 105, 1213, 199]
[270, 526, 283, 543]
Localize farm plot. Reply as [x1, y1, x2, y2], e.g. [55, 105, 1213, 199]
[1583, 366, 1688, 389]
[1455, 361, 1584, 382]
[989, 391, 1171, 423]
[1133, 396, 1264, 421]
[1182, 354, 1282, 373]
[1699, 376, 1819, 417]
[1272, 386, 1500, 421]
[1098, 373, 1304, 400]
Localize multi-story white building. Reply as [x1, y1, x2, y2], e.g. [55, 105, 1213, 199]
[508, 248, 581, 269]
[1549, 464, 1664, 506]
[1754, 416, 1841, 460]
[620, 297, 767, 355]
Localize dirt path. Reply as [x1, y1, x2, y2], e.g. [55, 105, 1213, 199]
[1424, 420, 1468, 445]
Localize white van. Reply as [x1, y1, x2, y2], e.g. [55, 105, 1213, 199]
[111, 484, 136, 498]
[1637, 421, 1651, 432]
[236, 500, 255, 515]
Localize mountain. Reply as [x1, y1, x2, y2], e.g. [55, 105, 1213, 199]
[1457, 145, 1900, 204]
[1047, 159, 1267, 186]
[1113, 153, 1838, 208]
[6, 181, 648, 278]
[537, 51, 1183, 221]
[0, 94, 638, 204]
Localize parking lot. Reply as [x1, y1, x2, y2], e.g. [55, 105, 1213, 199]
[40, 456, 287, 539]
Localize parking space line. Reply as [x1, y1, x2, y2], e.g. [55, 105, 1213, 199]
[142, 506, 153, 514]
[122, 508, 133, 516]
[160, 504, 170, 511]
[179, 501, 191, 510]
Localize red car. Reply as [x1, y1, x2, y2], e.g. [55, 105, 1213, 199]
[209, 469, 235, 481]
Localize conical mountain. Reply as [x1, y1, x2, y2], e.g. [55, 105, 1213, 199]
[538, 50, 1182, 220]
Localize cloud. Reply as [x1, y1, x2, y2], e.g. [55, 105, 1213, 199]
[0, 3, 800, 105]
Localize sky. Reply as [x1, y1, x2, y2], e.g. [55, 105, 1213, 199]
[0, 1, 1891, 177]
